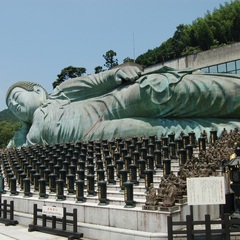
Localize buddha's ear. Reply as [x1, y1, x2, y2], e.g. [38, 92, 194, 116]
[33, 86, 47, 100]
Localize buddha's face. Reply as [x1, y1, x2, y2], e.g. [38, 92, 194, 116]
[7, 86, 46, 122]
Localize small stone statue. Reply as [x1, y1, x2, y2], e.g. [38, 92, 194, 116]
[145, 183, 158, 206]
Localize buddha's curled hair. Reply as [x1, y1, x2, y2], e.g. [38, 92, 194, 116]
[6, 81, 49, 105]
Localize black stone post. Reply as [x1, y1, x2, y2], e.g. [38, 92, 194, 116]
[20, 172, 27, 190]
[29, 168, 36, 185]
[154, 139, 161, 151]
[87, 160, 95, 175]
[119, 169, 129, 191]
[124, 179, 135, 208]
[43, 169, 51, 186]
[182, 135, 189, 149]
[23, 177, 31, 197]
[148, 135, 156, 145]
[124, 155, 132, 170]
[69, 163, 76, 176]
[53, 164, 60, 179]
[39, 164, 45, 177]
[77, 169, 85, 181]
[17, 168, 23, 185]
[154, 150, 162, 169]
[75, 179, 85, 203]
[7, 172, 14, 186]
[56, 178, 65, 200]
[163, 158, 171, 177]
[10, 177, 18, 195]
[129, 163, 138, 185]
[113, 151, 120, 166]
[168, 132, 175, 143]
[116, 158, 124, 179]
[175, 138, 183, 151]
[147, 143, 155, 156]
[162, 136, 169, 147]
[146, 154, 154, 170]
[49, 173, 57, 193]
[140, 147, 148, 161]
[198, 137, 206, 151]
[59, 168, 67, 187]
[169, 142, 177, 159]
[39, 178, 47, 198]
[26, 164, 32, 178]
[144, 169, 154, 191]
[107, 164, 116, 184]
[138, 158, 146, 179]
[186, 144, 193, 161]
[67, 173, 75, 194]
[87, 174, 96, 196]
[135, 139, 142, 153]
[188, 131, 196, 147]
[105, 155, 112, 166]
[97, 169, 105, 182]
[96, 159, 104, 171]
[178, 148, 187, 165]
[33, 172, 41, 191]
[210, 129, 218, 145]
[98, 180, 108, 205]
[132, 151, 139, 166]
[162, 146, 169, 159]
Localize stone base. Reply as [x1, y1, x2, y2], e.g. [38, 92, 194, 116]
[158, 205, 179, 212]
[175, 197, 187, 204]
[142, 205, 159, 211]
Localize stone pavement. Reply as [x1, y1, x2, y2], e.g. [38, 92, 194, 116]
[0, 223, 94, 240]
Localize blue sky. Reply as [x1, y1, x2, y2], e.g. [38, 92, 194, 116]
[0, 0, 229, 111]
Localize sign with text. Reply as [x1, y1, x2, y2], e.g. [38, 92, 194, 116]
[187, 176, 226, 205]
[42, 206, 63, 217]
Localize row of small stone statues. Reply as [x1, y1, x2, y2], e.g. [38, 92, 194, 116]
[145, 127, 240, 207]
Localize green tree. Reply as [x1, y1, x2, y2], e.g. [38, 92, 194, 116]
[192, 18, 214, 50]
[53, 66, 86, 88]
[0, 121, 21, 149]
[123, 57, 135, 63]
[135, 0, 240, 67]
[103, 50, 118, 69]
[94, 66, 103, 74]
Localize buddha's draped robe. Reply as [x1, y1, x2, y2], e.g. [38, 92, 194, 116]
[26, 66, 240, 145]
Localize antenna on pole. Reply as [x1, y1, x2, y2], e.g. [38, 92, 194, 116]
[133, 32, 135, 62]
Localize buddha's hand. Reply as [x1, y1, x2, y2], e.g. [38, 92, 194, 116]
[114, 66, 142, 84]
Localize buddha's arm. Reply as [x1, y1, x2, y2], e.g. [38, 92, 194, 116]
[50, 66, 141, 102]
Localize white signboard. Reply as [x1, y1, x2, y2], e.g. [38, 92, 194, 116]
[187, 176, 226, 205]
[42, 206, 63, 217]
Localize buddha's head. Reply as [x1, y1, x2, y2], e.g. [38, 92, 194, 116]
[6, 81, 48, 123]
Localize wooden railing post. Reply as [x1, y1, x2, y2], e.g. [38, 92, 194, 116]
[205, 214, 211, 240]
[10, 201, 14, 220]
[33, 204, 37, 225]
[62, 207, 66, 231]
[3, 200, 7, 219]
[73, 208, 77, 233]
[186, 215, 193, 239]
[224, 213, 231, 240]
[167, 215, 173, 240]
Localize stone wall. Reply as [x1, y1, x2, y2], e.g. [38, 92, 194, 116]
[146, 42, 240, 71]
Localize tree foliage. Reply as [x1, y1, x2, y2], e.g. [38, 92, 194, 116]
[52, 66, 86, 88]
[0, 109, 21, 149]
[94, 66, 104, 74]
[123, 57, 135, 63]
[103, 50, 118, 69]
[136, 0, 240, 67]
